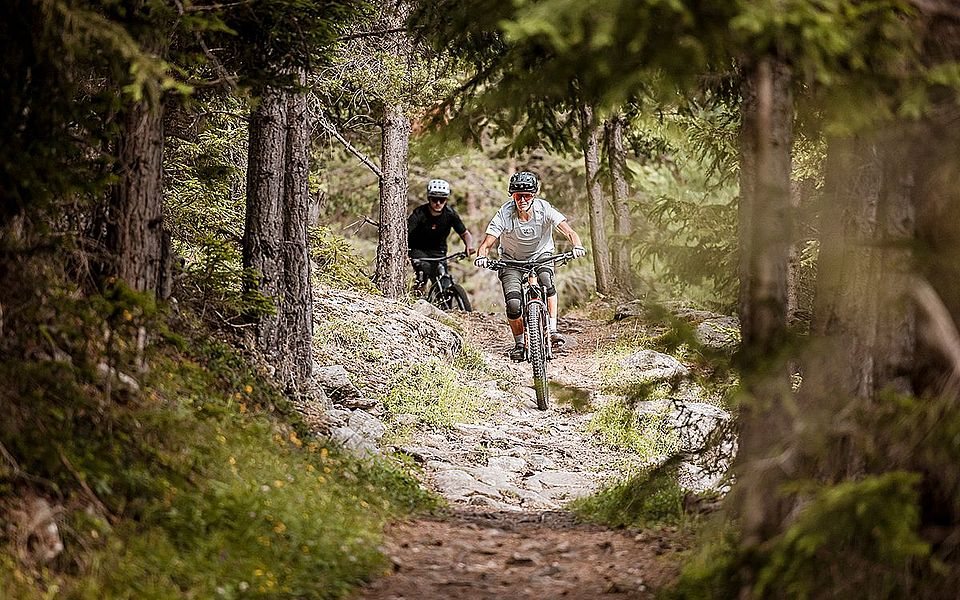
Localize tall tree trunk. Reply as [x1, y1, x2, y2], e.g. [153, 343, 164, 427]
[733, 55, 794, 556]
[605, 112, 634, 293]
[279, 75, 314, 390]
[580, 103, 613, 294]
[243, 88, 287, 362]
[108, 98, 166, 295]
[373, 2, 412, 299]
[374, 103, 411, 298]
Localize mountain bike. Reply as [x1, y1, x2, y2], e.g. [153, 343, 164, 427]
[410, 251, 473, 312]
[485, 251, 575, 410]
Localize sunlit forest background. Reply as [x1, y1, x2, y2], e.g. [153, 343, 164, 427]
[3, 0, 960, 598]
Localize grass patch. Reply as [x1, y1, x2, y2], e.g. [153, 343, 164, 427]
[315, 318, 385, 364]
[382, 359, 496, 430]
[587, 397, 679, 459]
[570, 458, 686, 527]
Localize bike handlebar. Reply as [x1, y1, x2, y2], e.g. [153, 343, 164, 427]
[410, 250, 469, 262]
[485, 251, 576, 271]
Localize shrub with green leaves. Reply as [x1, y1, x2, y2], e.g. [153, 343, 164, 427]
[671, 472, 932, 600]
[310, 227, 378, 292]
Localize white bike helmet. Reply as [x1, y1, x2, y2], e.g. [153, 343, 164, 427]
[427, 179, 451, 198]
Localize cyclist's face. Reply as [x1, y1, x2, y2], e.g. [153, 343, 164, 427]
[428, 196, 446, 213]
[512, 192, 533, 213]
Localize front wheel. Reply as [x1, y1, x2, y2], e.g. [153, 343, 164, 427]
[526, 302, 549, 410]
[440, 284, 472, 312]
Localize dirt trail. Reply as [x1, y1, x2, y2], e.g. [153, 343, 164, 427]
[355, 310, 688, 599]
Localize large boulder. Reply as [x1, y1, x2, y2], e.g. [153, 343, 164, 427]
[313, 288, 463, 395]
[694, 316, 740, 352]
[618, 350, 690, 384]
[312, 365, 362, 404]
[634, 398, 736, 493]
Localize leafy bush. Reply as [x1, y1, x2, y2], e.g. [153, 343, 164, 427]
[671, 473, 932, 600]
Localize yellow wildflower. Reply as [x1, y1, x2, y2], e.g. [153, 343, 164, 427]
[244, 384, 253, 393]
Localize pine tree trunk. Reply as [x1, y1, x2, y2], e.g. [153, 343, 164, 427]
[279, 77, 314, 390]
[580, 104, 612, 294]
[374, 103, 411, 299]
[733, 55, 795, 553]
[243, 88, 287, 361]
[605, 113, 634, 293]
[108, 98, 166, 295]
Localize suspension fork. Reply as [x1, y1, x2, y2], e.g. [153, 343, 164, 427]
[523, 269, 551, 360]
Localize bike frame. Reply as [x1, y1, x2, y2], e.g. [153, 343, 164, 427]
[486, 252, 573, 410]
[410, 251, 471, 311]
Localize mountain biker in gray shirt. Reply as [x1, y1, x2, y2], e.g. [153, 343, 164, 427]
[474, 171, 586, 361]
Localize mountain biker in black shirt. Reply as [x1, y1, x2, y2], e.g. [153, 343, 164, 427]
[408, 179, 475, 292]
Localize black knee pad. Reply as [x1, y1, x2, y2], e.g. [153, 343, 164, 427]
[505, 292, 522, 319]
[545, 285, 557, 297]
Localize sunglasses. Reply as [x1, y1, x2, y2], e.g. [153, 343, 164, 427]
[512, 192, 533, 201]
[428, 197, 447, 204]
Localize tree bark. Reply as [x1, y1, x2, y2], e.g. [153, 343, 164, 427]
[279, 75, 314, 390]
[243, 81, 316, 391]
[733, 55, 795, 553]
[580, 103, 613, 295]
[605, 113, 634, 294]
[108, 98, 167, 295]
[243, 88, 287, 361]
[374, 103, 411, 299]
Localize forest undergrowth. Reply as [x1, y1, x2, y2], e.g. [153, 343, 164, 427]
[0, 252, 436, 599]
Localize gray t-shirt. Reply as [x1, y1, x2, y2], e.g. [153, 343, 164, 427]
[484, 197, 566, 260]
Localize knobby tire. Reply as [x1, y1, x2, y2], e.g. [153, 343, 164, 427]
[527, 302, 549, 410]
[447, 284, 472, 311]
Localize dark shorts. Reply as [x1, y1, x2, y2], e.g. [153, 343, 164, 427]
[498, 264, 555, 306]
[409, 249, 444, 281]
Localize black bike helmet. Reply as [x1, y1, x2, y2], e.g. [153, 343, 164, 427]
[508, 171, 539, 195]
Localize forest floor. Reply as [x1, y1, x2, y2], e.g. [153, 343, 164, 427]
[355, 310, 693, 599]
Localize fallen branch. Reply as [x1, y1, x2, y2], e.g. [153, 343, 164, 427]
[57, 447, 115, 523]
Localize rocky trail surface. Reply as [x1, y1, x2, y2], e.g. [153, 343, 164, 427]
[306, 290, 737, 599]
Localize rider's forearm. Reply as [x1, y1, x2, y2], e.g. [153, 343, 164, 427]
[476, 234, 497, 257]
[461, 230, 475, 250]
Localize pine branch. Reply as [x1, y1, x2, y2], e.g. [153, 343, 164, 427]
[316, 113, 383, 179]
